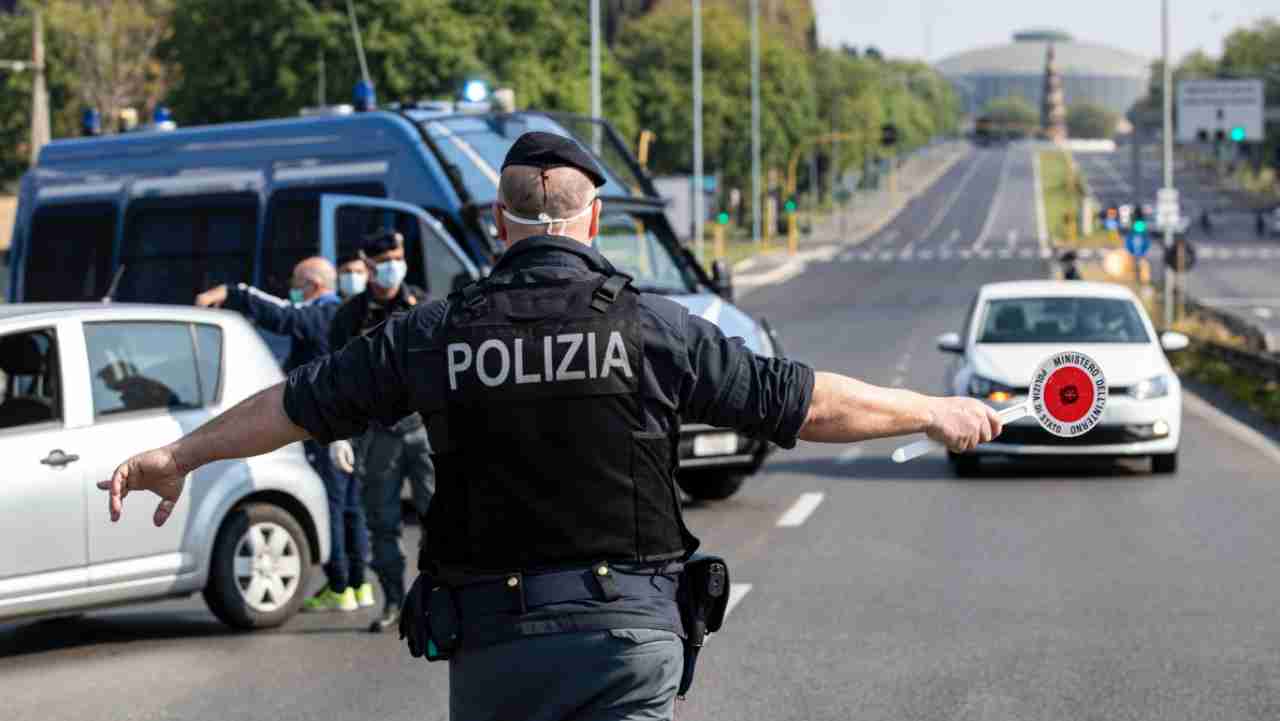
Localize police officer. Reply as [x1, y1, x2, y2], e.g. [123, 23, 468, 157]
[100, 132, 1002, 721]
[328, 230, 435, 633]
[195, 257, 373, 613]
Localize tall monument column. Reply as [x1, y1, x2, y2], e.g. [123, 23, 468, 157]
[1041, 43, 1068, 143]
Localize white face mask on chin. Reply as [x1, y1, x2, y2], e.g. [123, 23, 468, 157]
[501, 199, 595, 237]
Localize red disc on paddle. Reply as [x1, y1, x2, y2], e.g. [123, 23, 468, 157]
[1028, 351, 1108, 437]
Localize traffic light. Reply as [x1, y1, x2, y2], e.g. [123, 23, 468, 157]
[1132, 219, 1147, 234]
[716, 211, 730, 225]
[1196, 129, 1209, 143]
[1213, 129, 1225, 143]
[783, 198, 797, 214]
[880, 123, 899, 147]
[1229, 126, 1245, 142]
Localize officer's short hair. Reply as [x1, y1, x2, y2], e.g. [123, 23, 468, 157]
[499, 165, 597, 219]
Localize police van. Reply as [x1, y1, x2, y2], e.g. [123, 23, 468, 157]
[8, 104, 780, 500]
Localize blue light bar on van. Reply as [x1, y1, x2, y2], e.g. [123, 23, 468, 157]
[354, 80, 376, 112]
[463, 80, 489, 103]
[82, 107, 101, 136]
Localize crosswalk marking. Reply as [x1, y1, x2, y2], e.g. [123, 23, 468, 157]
[724, 584, 752, 620]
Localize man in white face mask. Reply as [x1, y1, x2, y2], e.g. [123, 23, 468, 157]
[327, 228, 434, 633]
[337, 255, 368, 298]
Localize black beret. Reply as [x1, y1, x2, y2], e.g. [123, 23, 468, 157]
[360, 228, 404, 255]
[501, 131, 607, 188]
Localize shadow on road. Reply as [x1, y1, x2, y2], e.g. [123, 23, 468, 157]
[765, 454, 1153, 482]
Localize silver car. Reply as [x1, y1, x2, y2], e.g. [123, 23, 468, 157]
[0, 304, 329, 629]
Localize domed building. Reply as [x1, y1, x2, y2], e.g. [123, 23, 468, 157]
[936, 29, 1149, 117]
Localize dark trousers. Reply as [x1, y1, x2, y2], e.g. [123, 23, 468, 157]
[356, 424, 434, 605]
[303, 439, 368, 592]
[449, 629, 683, 721]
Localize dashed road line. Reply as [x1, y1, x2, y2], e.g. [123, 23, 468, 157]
[777, 492, 826, 527]
[836, 446, 863, 465]
[725, 583, 752, 620]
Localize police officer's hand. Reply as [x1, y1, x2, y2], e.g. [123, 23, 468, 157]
[195, 284, 229, 308]
[925, 397, 1003, 453]
[95, 446, 186, 526]
[329, 439, 355, 473]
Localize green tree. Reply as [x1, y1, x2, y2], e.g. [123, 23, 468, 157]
[981, 95, 1038, 131]
[1066, 102, 1118, 139]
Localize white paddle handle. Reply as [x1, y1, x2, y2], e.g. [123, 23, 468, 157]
[891, 404, 1030, 463]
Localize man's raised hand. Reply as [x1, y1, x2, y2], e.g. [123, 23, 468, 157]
[96, 446, 187, 527]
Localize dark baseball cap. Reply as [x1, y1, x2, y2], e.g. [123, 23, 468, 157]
[360, 228, 404, 255]
[501, 131, 607, 188]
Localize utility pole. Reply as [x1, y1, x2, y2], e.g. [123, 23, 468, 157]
[750, 0, 762, 247]
[692, 0, 705, 262]
[1161, 0, 1176, 327]
[590, 0, 602, 152]
[29, 7, 50, 164]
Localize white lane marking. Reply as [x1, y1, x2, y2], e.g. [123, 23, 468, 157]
[900, 249, 915, 261]
[945, 228, 961, 247]
[777, 492, 826, 528]
[874, 229, 900, 249]
[1183, 391, 1280, 465]
[1006, 229, 1017, 248]
[1254, 307, 1273, 319]
[1018, 249, 1034, 259]
[1198, 297, 1280, 307]
[1032, 151, 1050, 252]
[724, 583, 752, 620]
[878, 251, 894, 262]
[997, 250, 1014, 259]
[836, 446, 863, 465]
[974, 147, 1014, 249]
[1040, 248, 1053, 259]
[860, 251, 874, 261]
[918, 153, 988, 243]
[699, 297, 725, 325]
[977, 249, 993, 260]
[960, 250, 973, 259]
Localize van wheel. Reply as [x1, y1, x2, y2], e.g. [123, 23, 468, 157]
[1151, 452, 1178, 475]
[677, 472, 746, 501]
[204, 503, 311, 630]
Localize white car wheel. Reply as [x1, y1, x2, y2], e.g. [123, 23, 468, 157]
[204, 503, 312, 629]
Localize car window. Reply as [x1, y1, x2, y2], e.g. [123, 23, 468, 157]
[0, 328, 61, 430]
[84, 322, 204, 417]
[334, 206, 429, 291]
[978, 297, 1151, 344]
[23, 203, 117, 302]
[594, 213, 697, 294]
[422, 224, 471, 299]
[262, 183, 386, 298]
[193, 323, 224, 405]
[116, 194, 257, 304]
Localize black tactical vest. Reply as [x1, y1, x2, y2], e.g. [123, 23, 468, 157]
[424, 273, 696, 571]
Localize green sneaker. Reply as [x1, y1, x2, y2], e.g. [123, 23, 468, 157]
[302, 586, 359, 613]
[355, 583, 376, 608]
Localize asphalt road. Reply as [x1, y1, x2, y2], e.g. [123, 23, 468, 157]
[1071, 143, 1280, 346]
[7, 144, 1280, 721]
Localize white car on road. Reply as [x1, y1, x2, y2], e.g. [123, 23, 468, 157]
[0, 304, 329, 629]
[937, 281, 1188, 476]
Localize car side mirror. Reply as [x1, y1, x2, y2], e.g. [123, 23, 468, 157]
[1160, 331, 1190, 352]
[936, 332, 964, 354]
[710, 259, 734, 302]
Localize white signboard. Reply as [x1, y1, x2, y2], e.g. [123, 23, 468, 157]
[1177, 79, 1264, 143]
[1156, 187, 1180, 228]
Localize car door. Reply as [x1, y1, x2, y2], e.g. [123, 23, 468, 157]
[0, 320, 91, 604]
[318, 194, 481, 299]
[79, 320, 215, 585]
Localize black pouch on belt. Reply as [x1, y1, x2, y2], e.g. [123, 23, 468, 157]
[676, 553, 730, 698]
[398, 574, 460, 662]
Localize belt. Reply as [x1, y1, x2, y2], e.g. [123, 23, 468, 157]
[455, 562, 679, 616]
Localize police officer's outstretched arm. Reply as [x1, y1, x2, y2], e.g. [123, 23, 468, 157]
[679, 315, 1001, 454]
[97, 312, 416, 525]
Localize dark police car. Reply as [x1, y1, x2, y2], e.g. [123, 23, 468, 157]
[8, 104, 781, 500]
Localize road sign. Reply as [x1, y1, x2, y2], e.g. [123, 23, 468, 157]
[1104, 218, 1119, 231]
[1029, 352, 1108, 437]
[1125, 232, 1150, 257]
[1176, 79, 1264, 143]
[1155, 187, 1179, 228]
[892, 351, 1108, 462]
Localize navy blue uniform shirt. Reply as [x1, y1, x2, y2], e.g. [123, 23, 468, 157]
[224, 285, 341, 372]
[282, 236, 815, 640]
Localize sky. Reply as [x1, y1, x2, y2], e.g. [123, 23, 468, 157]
[813, 0, 1276, 64]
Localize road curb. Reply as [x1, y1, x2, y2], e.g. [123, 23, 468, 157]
[1182, 387, 1280, 465]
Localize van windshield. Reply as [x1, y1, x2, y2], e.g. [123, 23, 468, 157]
[594, 212, 698, 294]
[419, 113, 646, 204]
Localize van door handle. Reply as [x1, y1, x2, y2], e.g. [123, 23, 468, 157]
[41, 449, 80, 467]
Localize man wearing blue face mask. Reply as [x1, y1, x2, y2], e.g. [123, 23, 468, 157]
[328, 229, 435, 633]
[196, 257, 374, 613]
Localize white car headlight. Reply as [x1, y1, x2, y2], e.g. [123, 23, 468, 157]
[968, 374, 1016, 402]
[1130, 374, 1170, 400]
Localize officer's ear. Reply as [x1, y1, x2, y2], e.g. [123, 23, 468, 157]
[494, 202, 509, 244]
[587, 198, 601, 241]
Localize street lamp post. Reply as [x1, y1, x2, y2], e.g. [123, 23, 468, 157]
[692, 0, 704, 262]
[2, 8, 50, 164]
[1161, 0, 1176, 327]
[590, 0, 602, 152]
[750, 0, 762, 247]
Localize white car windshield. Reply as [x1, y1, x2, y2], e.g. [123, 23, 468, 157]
[978, 297, 1150, 344]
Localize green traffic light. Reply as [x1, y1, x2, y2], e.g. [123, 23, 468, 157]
[1230, 127, 1245, 142]
[784, 200, 797, 213]
[716, 211, 730, 225]
[1133, 219, 1147, 233]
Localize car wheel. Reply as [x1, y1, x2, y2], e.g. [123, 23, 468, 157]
[948, 452, 981, 478]
[204, 502, 311, 630]
[677, 472, 747, 501]
[1151, 452, 1178, 475]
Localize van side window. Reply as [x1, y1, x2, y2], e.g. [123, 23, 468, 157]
[0, 328, 61, 430]
[422, 224, 470, 298]
[84, 322, 205, 417]
[335, 206, 427, 289]
[262, 183, 386, 297]
[117, 195, 257, 305]
[24, 203, 117, 302]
